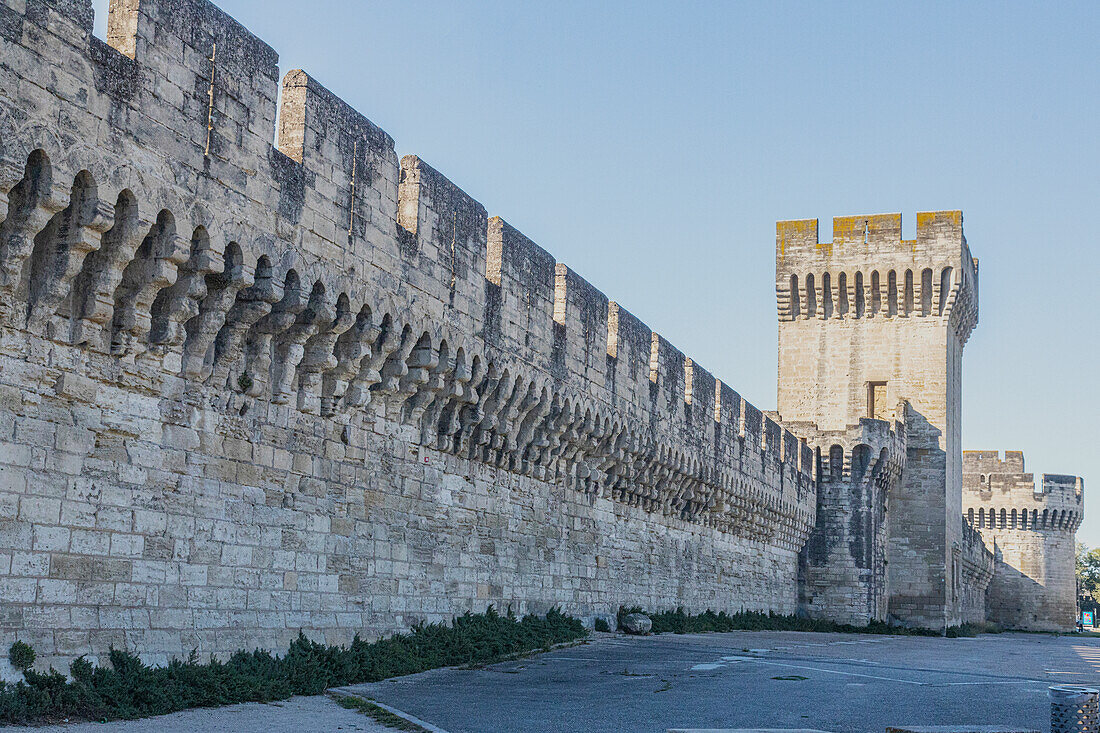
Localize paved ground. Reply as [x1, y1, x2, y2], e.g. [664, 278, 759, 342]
[7, 695, 394, 733]
[340, 630, 1098, 732]
[11, 630, 1100, 732]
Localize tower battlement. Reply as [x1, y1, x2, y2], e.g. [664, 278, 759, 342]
[961, 450, 1083, 630]
[775, 212, 978, 344]
[963, 451, 1084, 533]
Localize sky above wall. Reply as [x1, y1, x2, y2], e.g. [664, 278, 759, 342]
[91, 1, 1100, 545]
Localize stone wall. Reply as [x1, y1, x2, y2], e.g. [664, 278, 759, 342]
[775, 213, 981, 629]
[0, 0, 817, 675]
[963, 451, 1083, 631]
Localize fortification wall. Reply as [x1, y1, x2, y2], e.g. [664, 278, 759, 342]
[955, 517, 994, 625]
[775, 213, 979, 629]
[0, 0, 818, 673]
[788, 416, 905, 626]
[962, 451, 1083, 631]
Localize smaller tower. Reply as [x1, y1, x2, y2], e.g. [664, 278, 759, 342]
[793, 416, 905, 625]
[963, 451, 1084, 631]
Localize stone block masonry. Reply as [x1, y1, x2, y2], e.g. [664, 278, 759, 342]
[963, 451, 1083, 631]
[0, 0, 816, 673]
[791, 418, 906, 627]
[0, 0, 1083, 675]
[775, 213, 984, 629]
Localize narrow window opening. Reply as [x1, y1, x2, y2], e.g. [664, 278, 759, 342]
[938, 266, 953, 315]
[822, 272, 833, 318]
[867, 381, 888, 420]
[829, 444, 844, 481]
[789, 274, 800, 319]
[805, 273, 817, 317]
[854, 272, 865, 317]
[921, 268, 933, 316]
[887, 271, 898, 317]
[870, 271, 881, 315]
[903, 270, 914, 315]
[837, 272, 849, 316]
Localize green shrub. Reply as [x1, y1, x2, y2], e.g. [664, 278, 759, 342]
[0, 607, 585, 726]
[945, 622, 985, 638]
[8, 641, 35, 671]
[593, 618, 610, 633]
[617, 606, 944, 637]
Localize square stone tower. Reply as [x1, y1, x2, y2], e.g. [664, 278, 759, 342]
[776, 212, 979, 629]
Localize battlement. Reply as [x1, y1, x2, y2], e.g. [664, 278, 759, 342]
[964, 449, 1026, 474]
[777, 211, 964, 259]
[963, 450, 1084, 533]
[783, 413, 906, 483]
[775, 212, 978, 344]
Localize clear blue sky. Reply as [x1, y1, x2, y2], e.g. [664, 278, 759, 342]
[92, 1, 1099, 544]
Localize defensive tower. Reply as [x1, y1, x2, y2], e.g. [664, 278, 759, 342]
[776, 212, 980, 629]
[963, 451, 1084, 631]
[789, 417, 905, 625]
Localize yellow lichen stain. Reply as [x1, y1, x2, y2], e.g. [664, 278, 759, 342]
[916, 210, 963, 236]
[777, 219, 818, 257]
[833, 213, 901, 248]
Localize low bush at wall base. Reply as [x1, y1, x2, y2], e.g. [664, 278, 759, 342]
[0, 607, 586, 726]
[617, 606, 946, 636]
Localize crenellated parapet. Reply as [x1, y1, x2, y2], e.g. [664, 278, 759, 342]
[0, 0, 816, 556]
[775, 212, 979, 345]
[963, 451, 1084, 534]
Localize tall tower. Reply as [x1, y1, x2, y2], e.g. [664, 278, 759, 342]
[963, 451, 1084, 631]
[776, 211, 979, 629]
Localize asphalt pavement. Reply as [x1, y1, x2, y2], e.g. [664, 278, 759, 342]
[12, 629, 1098, 732]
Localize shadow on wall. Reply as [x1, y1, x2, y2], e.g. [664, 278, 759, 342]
[987, 547, 1072, 632]
[885, 406, 947, 627]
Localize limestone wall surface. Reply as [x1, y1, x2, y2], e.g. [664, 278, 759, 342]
[775, 213, 980, 629]
[0, 0, 817, 673]
[963, 451, 1083, 631]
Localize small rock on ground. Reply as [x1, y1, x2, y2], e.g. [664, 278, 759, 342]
[622, 612, 653, 634]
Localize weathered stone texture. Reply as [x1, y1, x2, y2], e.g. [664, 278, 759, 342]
[0, 0, 816, 674]
[792, 419, 905, 626]
[963, 451, 1083, 631]
[776, 213, 983, 629]
[0, 0, 1082, 677]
